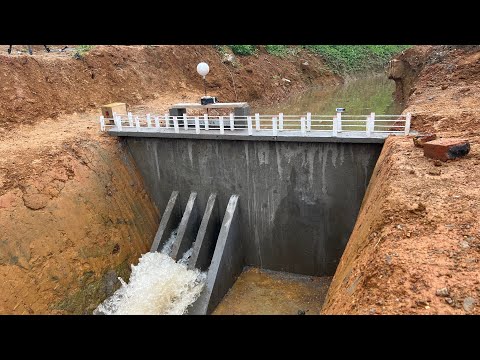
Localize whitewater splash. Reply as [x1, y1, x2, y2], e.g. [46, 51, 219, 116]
[94, 230, 206, 315]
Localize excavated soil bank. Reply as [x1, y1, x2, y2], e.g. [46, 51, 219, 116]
[0, 45, 338, 132]
[323, 45, 480, 315]
[0, 115, 159, 314]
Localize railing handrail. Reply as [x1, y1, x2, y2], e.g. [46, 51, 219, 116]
[100, 112, 412, 138]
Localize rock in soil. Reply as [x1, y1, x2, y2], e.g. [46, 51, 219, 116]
[436, 288, 449, 297]
[413, 133, 437, 147]
[460, 241, 470, 249]
[463, 297, 476, 312]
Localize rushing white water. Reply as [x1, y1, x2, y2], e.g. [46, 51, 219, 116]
[161, 228, 177, 255]
[94, 230, 206, 315]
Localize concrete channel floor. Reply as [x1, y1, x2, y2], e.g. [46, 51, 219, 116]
[212, 267, 332, 315]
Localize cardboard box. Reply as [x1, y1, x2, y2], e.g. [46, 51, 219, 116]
[101, 102, 127, 119]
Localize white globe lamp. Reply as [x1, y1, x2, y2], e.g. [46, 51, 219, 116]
[197, 62, 210, 78]
[197, 62, 210, 96]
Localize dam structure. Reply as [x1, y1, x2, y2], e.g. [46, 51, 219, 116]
[103, 111, 410, 314]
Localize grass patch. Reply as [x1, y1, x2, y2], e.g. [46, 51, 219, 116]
[229, 45, 256, 56]
[74, 45, 95, 59]
[217, 45, 410, 73]
[265, 45, 290, 56]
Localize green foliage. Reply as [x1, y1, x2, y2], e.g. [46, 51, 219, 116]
[74, 45, 95, 59]
[217, 45, 410, 73]
[229, 45, 256, 56]
[303, 45, 410, 73]
[265, 45, 289, 56]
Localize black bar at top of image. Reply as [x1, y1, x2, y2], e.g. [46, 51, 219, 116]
[0, 6, 478, 44]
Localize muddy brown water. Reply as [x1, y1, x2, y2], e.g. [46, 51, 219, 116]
[253, 73, 402, 115]
[213, 74, 400, 315]
[213, 268, 332, 315]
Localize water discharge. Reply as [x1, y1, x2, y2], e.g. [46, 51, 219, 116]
[94, 230, 206, 315]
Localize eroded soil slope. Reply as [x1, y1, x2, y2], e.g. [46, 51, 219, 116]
[0, 115, 159, 314]
[323, 46, 480, 314]
[0, 45, 338, 132]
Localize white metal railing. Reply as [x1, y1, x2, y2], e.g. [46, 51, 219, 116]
[100, 112, 412, 138]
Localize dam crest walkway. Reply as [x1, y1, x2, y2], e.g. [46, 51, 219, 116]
[101, 112, 411, 144]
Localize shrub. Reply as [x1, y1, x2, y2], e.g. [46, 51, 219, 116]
[303, 45, 410, 73]
[265, 45, 289, 56]
[229, 45, 256, 56]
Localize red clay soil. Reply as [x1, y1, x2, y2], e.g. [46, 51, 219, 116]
[387, 45, 433, 104]
[0, 115, 160, 314]
[0, 45, 338, 132]
[0, 45, 338, 314]
[323, 46, 480, 314]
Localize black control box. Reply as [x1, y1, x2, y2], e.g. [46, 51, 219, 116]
[201, 96, 218, 105]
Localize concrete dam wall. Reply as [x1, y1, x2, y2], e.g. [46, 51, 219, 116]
[125, 137, 382, 277]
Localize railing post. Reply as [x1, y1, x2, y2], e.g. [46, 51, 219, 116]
[183, 113, 188, 130]
[255, 113, 260, 131]
[337, 112, 342, 132]
[128, 112, 133, 127]
[116, 115, 123, 131]
[155, 116, 160, 128]
[165, 113, 170, 128]
[147, 114, 152, 128]
[204, 114, 209, 130]
[100, 116, 105, 131]
[368, 112, 375, 137]
[134, 116, 140, 131]
[247, 116, 253, 135]
[272, 116, 278, 136]
[219, 116, 224, 134]
[230, 113, 235, 131]
[332, 116, 338, 137]
[173, 116, 179, 133]
[279, 113, 284, 131]
[307, 112, 311, 131]
[195, 116, 200, 134]
[301, 116, 306, 136]
[366, 115, 372, 137]
[405, 113, 411, 135]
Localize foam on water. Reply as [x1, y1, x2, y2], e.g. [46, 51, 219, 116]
[179, 247, 194, 265]
[161, 228, 177, 255]
[94, 229, 206, 315]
